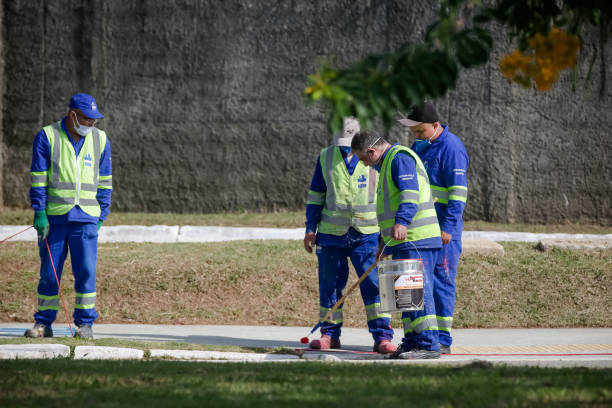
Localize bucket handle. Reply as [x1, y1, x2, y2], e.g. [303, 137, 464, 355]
[378, 239, 423, 263]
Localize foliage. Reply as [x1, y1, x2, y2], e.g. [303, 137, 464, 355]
[499, 28, 581, 90]
[305, 0, 612, 134]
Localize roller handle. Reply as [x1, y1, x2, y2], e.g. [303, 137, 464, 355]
[319, 259, 379, 323]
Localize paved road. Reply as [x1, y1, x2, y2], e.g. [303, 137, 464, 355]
[2, 323, 610, 367]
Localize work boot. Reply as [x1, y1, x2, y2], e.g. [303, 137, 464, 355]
[24, 323, 53, 338]
[389, 348, 440, 360]
[74, 324, 93, 340]
[309, 335, 341, 350]
[439, 344, 451, 354]
[373, 339, 397, 354]
[386, 344, 410, 359]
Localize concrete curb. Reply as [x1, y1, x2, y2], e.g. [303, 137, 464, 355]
[0, 344, 70, 359]
[149, 349, 299, 361]
[2, 225, 611, 245]
[535, 238, 612, 251]
[462, 239, 504, 256]
[100, 225, 180, 243]
[178, 226, 304, 242]
[74, 346, 144, 360]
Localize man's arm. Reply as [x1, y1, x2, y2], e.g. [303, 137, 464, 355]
[96, 137, 113, 222]
[391, 152, 419, 241]
[440, 148, 469, 239]
[29, 130, 50, 213]
[304, 155, 326, 252]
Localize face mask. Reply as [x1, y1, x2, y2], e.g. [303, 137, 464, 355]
[339, 146, 352, 156]
[412, 125, 438, 153]
[412, 139, 431, 153]
[72, 113, 93, 136]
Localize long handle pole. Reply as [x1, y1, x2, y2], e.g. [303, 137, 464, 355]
[319, 259, 379, 324]
[0, 226, 33, 246]
[45, 239, 74, 336]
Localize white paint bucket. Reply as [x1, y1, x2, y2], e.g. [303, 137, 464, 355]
[378, 259, 424, 312]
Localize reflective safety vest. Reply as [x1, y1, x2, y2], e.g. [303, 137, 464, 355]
[430, 184, 468, 204]
[307, 146, 379, 236]
[36, 121, 110, 218]
[377, 145, 440, 246]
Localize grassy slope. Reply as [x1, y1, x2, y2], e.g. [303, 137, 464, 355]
[0, 360, 610, 408]
[1, 207, 611, 232]
[1, 240, 610, 328]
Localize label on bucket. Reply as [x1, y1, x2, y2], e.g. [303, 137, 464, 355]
[394, 274, 423, 290]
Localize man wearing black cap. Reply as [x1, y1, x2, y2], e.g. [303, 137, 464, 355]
[25, 93, 112, 340]
[398, 101, 469, 355]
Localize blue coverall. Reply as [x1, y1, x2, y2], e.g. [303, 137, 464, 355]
[30, 117, 112, 327]
[378, 144, 442, 352]
[411, 125, 469, 348]
[306, 146, 393, 342]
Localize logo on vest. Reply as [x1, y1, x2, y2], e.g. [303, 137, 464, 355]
[84, 153, 93, 167]
[357, 174, 367, 189]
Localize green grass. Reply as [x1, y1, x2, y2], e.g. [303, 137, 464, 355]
[0, 360, 610, 407]
[1, 206, 611, 232]
[1, 240, 610, 328]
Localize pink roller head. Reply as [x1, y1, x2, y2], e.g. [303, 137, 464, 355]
[300, 337, 309, 344]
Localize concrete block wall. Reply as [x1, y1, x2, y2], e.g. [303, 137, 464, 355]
[1, 0, 610, 224]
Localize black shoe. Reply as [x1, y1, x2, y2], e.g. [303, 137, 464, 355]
[394, 348, 440, 360]
[439, 344, 451, 354]
[24, 323, 53, 338]
[74, 325, 93, 339]
[385, 344, 411, 359]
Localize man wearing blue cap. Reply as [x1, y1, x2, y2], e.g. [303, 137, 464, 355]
[25, 93, 112, 339]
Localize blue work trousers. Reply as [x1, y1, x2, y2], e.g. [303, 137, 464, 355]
[434, 240, 462, 347]
[393, 248, 440, 351]
[316, 230, 393, 342]
[34, 222, 99, 327]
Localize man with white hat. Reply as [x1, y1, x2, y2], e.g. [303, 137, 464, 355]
[303, 117, 396, 354]
[398, 101, 469, 354]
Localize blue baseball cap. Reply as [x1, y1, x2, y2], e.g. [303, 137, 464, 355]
[69, 93, 104, 119]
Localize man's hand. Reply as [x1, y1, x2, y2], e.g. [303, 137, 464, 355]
[97, 220, 103, 231]
[392, 223, 407, 241]
[441, 231, 452, 245]
[33, 211, 50, 241]
[303, 232, 316, 253]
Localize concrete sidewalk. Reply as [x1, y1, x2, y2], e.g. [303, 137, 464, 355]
[1, 323, 610, 367]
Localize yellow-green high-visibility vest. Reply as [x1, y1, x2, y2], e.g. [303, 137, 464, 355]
[40, 121, 108, 218]
[310, 146, 379, 236]
[377, 145, 440, 245]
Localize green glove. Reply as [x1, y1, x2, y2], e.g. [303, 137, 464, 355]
[97, 220, 103, 230]
[33, 211, 50, 240]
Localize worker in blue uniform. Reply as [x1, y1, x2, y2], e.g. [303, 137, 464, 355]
[398, 101, 469, 354]
[352, 130, 443, 360]
[304, 117, 396, 354]
[25, 93, 112, 340]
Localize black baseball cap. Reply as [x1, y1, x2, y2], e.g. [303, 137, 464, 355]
[398, 102, 438, 127]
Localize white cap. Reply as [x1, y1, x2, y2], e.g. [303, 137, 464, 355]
[397, 117, 422, 127]
[334, 116, 360, 146]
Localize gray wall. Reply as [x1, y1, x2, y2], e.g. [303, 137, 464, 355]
[2, 0, 611, 224]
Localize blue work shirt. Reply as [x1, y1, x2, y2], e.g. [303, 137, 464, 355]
[305, 146, 377, 247]
[29, 117, 112, 224]
[379, 144, 441, 252]
[411, 125, 468, 241]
